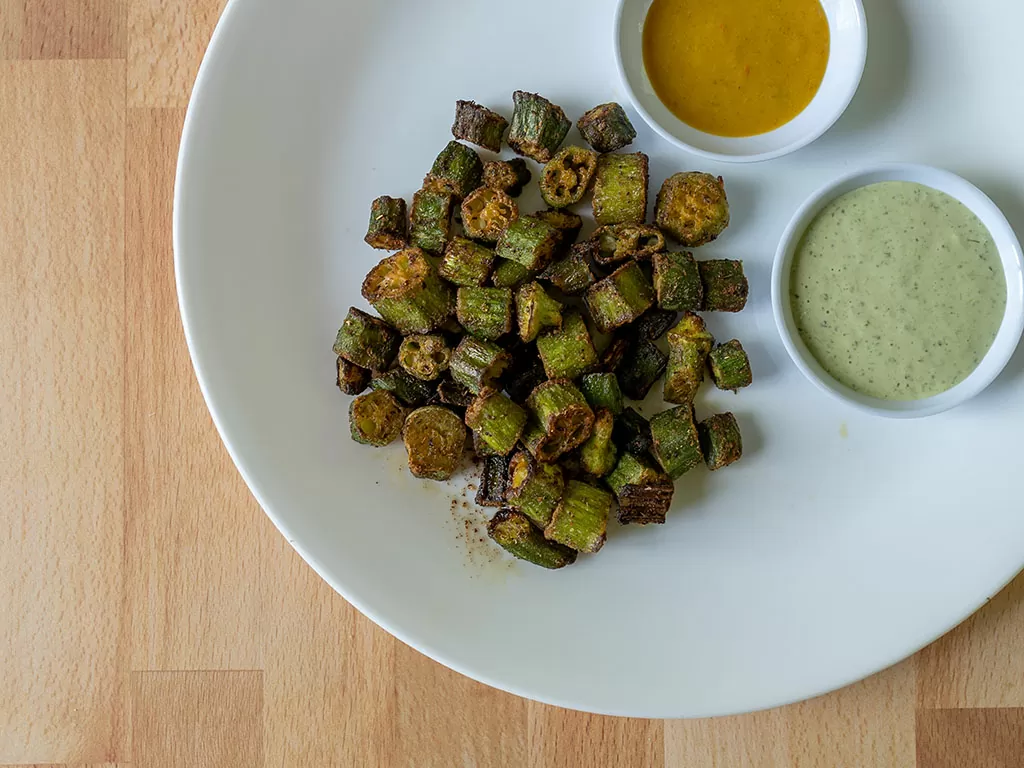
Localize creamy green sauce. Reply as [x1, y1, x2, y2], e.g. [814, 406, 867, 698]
[790, 181, 1005, 400]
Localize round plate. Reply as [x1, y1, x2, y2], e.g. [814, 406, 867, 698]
[175, 0, 1024, 717]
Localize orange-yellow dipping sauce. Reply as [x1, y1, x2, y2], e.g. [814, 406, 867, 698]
[642, 0, 830, 137]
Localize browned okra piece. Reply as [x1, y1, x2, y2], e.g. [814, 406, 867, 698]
[540, 146, 598, 208]
[592, 152, 649, 226]
[577, 102, 637, 153]
[461, 186, 518, 243]
[333, 307, 401, 372]
[698, 412, 743, 471]
[699, 259, 749, 312]
[349, 390, 405, 447]
[592, 223, 666, 266]
[584, 261, 655, 333]
[409, 185, 455, 254]
[364, 195, 408, 250]
[605, 452, 674, 525]
[449, 336, 510, 394]
[488, 509, 577, 569]
[439, 236, 496, 287]
[534, 208, 584, 249]
[523, 379, 595, 463]
[655, 172, 730, 247]
[476, 453, 511, 507]
[361, 247, 454, 334]
[337, 356, 371, 396]
[539, 240, 596, 296]
[402, 405, 466, 481]
[482, 158, 531, 197]
[452, 100, 508, 153]
[507, 90, 572, 163]
[398, 334, 451, 381]
[708, 339, 753, 391]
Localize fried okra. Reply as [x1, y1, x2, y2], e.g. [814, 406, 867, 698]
[452, 100, 508, 153]
[577, 102, 637, 153]
[655, 172, 730, 247]
[507, 90, 571, 163]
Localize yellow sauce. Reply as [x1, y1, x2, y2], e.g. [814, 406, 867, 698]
[642, 0, 830, 137]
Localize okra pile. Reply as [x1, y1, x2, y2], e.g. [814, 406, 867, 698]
[336, 93, 754, 570]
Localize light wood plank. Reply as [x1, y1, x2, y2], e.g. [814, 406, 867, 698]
[917, 708, 1024, 768]
[0, 59, 127, 765]
[528, 705, 663, 768]
[0, 0, 125, 60]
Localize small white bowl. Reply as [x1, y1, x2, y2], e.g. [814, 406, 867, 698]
[614, 0, 868, 163]
[771, 164, 1024, 418]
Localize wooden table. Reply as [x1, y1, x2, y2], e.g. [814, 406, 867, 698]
[1, 2, 1023, 766]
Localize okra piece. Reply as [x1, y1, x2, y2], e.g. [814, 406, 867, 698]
[605, 452, 674, 525]
[524, 379, 595, 463]
[579, 372, 624, 415]
[540, 145, 598, 208]
[538, 241, 596, 295]
[437, 376, 474, 410]
[516, 281, 563, 343]
[544, 480, 611, 554]
[507, 90, 571, 163]
[461, 186, 519, 243]
[487, 509, 577, 569]
[709, 339, 753, 392]
[536, 311, 598, 381]
[425, 140, 483, 200]
[333, 307, 400, 372]
[649, 406, 704, 480]
[585, 261, 655, 333]
[409, 185, 455, 254]
[699, 412, 743, 471]
[473, 429, 499, 458]
[577, 102, 637, 153]
[580, 409, 618, 478]
[664, 312, 714, 404]
[439, 236, 496, 287]
[612, 407, 653, 456]
[452, 100, 508, 153]
[655, 172, 730, 247]
[617, 339, 668, 400]
[370, 368, 437, 408]
[507, 450, 565, 528]
[465, 388, 528, 456]
[398, 334, 451, 381]
[456, 286, 514, 341]
[699, 259, 749, 312]
[402, 405, 466, 481]
[592, 152, 649, 226]
[495, 215, 561, 271]
[592, 223, 665, 266]
[476, 453, 511, 507]
[336, 356, 371, 396]
[361, 248, 454, 334]
[503, 346, 546, 403]
[364, 195, 408, 250]
[482, 158, 531, 197]
[349, 390, 405, 447]
[600, 334, 630, 372]
[634, 308, 678, 342]
[653, 251, 703, 311]
[535, 208, 584, 249]
[449, 336, 510, 394]
[490, 258, 535, 289]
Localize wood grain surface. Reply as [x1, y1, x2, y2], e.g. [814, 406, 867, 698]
[1, 2, 1022, 766]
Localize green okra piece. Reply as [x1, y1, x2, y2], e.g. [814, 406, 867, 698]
[472, 429, 499, 457]
[336, 356, 371, 396]
[402, 405, 466, 481]
[361, 248, 454, 334]
[507, 450, 565, 528]
[439, 236, 496, 287]
[524, 379, 595, 463]
[650, 405, 704, 480]
[655, 172, 730, 247]
[592, 152, 649, 226]
[612, 407, 653, 456]
[709, 339, 753, 392]
[617, 339, 668, 401]
[333, 307, 400, 372]
[540, 145, 598, 208]
[538, 241, 596, 295]
[449, 336, 510, 394]
[456, 286, 514, 341]
[516, 281, 563, 343]
[699, 412, 743, 471]
[426, 140, 483, 200]
[535, 207, 584, 249]
[503, 346, 547, 404]
[579, 372, 624, 415]
[436, 374, 475, 408]
[664, 312, 714, 404]
[349, 390, 406, 447]
[585, 261, 655, 333]
[605, 452, 674, 525]
[370, 368, 437, 408]
[653, 251, 703, 312]
[579, 409, 618, 478]
[476, 453, 512, 507]
[592, 223, 665, 267]
[507, 90, 571, 163]
[634, 308, 678, 342]
[536, 311, 598, 381]
[364, 195, 408, 250]
[409, 185, 455, 254]
[495, 215, 561, 271]
[482, 158, 531, 197]
[490, 258, 536, 289]
[544, 479, 611, 554]
[452, 100, 508, 153]
[487, 509, 577, 569]
[577, 102, 637, 153]
[699, 259, 749, 312]
[398, 334, 451, 381]
[465, 388, 528, 456]
[461, 186, 519, 243]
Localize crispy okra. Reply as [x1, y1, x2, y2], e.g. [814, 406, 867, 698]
[482, 158, 532, 197]
[507, 450, 565, 528]
[439, 236, 496, 287]
[398, 334, 451, 381]
[461, 186, 518, 243]
[605, 452, 674, 525]
[495, 215, 561, 271]
[544, 480, 612, 553]
[465, 388, 528, 456]
[472, 429, 499, 458]
[539, 241, 596, 295]
[579, 409, 618, 478]
[536, 311, 598, 380]
[333, 307, 400, 372]
[336, 356, 371, 396]
[364, 195, 408, 250]
[361, 248, 454, 334]
[634, 308, 678, 342]
[599, 335, 630, 372]
[540, 146, 598, 208]
[617, 338, 668, 400]
[490, 258, 535, 289]
[436, 374, 475, 408]
[585, 261, 655, 333]
[709, 340, 753, 391]
[535, 208, 583, 249]
[516, 281, 563, 343]
[452, 100, 508, 153]
[476, 453, 511, 507]
[655, 172, 730, 246]
[488, 509, 577, 569]
[349, 390, 405, 447]
[664, 312, 714, 405]
[653, 251, 703, 311]
[370, 368, 437, 408]
[699, 259, 749, 312]
[592, 152, 649, 226]
[577, 102, 637, 153]
[649, 406, 703, 479]
[592, 223, 666, 266]
[449, 336, 510, 394]
[699, 412, 743, 471]
[507, 90, 571, 163]
[456, 286, 514, 341]
[402, 405, 467, 481]
[503, 345, 547, 404]
[524, 379, 595, 463]
[409, 185, 455, 254]
[612, 407, 653, 456]
[426, 140, 483, 200]
[579, 372, 624, 415]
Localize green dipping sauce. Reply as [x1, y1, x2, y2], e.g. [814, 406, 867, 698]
[790, 181, 1006, 400]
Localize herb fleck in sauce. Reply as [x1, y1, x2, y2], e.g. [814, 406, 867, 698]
[790, 181, 1005, 400]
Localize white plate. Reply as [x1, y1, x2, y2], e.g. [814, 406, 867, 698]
[175, 0, 1024, 717]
